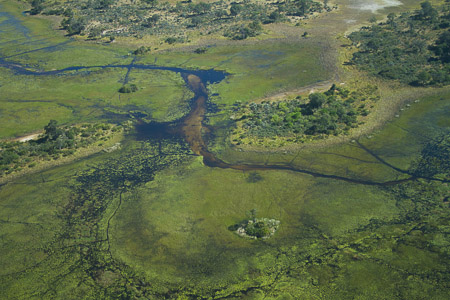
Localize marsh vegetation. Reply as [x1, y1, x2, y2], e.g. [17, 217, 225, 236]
[0, 0, 450, 299]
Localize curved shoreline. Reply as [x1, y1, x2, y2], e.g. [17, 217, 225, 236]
[178, 74, 448, 186]
[228, 85, 446, 153]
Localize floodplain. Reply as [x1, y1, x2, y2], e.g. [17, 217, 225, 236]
[0, 0, 449, 299]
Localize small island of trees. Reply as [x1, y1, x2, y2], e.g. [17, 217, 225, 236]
[229, 209, 280, 239]
[0, 120, 122, 177]
[230, 84, 377, 147]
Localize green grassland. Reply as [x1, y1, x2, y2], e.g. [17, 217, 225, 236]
[0, 66, 193, 137]
[1, 0, 450, 299]
[138, 39, 331, 106]
[1, 87, 448, 298]
[212, 88, 450, 184]
[0, 0, 331, 138]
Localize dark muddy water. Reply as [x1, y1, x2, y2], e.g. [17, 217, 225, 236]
[2, 54, 444, 186]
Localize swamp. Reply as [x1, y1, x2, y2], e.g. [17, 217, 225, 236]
[0, 0, 449, 299]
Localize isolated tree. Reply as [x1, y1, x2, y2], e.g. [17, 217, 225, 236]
[30, 0, 45, 15]
[44, 120, 62, 140]
[308, 93, 327, 109]
[418, 1, 438, 21]
[230, 4, 242, 17]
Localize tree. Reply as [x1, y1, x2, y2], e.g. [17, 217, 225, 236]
[189, 16, 203, 27]
[415, 70, 431, 86]
[92, 0, 115, 10]
[30, 0, 45, 15]
[308, 93, 327, 109]
[431, 30, 450, 63]
[267, 11, 282, 23]
[44, 120, 62, 140]
[143, 0, 158, 6]
[118, 84, 138, 93]
[61, 17, 86, 36]
[418, 1, 438, 21]
[230, 4, 242, 17]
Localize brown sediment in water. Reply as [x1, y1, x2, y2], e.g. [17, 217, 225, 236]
[181, 75, 208, 157]
[177, 74, 439, 186]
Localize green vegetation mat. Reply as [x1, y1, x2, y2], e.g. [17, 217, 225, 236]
[1, 0, 450, 299]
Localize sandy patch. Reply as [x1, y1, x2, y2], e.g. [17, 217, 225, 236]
[349, 0, 402, 13]
[16, 133, 41, 142]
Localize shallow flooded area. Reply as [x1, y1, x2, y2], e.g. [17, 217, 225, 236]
[0, 0, 449, 299]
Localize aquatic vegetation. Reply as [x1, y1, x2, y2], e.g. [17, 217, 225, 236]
[1, 0, 450, 299]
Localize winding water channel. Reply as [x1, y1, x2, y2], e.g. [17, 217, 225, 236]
[1, 56, 447, 186]
[2, 4, 450, 299]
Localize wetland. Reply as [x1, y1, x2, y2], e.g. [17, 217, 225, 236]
[0, 0, 449, 299]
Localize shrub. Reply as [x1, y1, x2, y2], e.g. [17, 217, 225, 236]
[118, 84, 138, 93]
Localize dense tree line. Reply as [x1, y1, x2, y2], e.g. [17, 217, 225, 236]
[349, 1, 450, 86]
[232, 85, 371, 143]
[0, 120, 120, 176]
[26, 0, 326, 41]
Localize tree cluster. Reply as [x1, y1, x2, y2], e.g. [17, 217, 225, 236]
[0, 120, 119, 176]
[27, 0, 325, 40]
[349, 1, 450, 86]
[118, 84, 138, 93]
[233, 85, 368, 142]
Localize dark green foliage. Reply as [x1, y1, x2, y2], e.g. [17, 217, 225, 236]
[245, 221, 271, 238]
[431, 30, 450, 63]
[165, 36, 183, 44]
[246, 171, 263, 183]
[418, 1, 438, 21]
[0, 121, 119, 176]
[61, 17, 86, 36]
[30, 0, 324, 39]
[29, 0, 45, 15]
[349, 2, 450, 86]
[194, 47, 207, 54]
[143, 0, 158, 6]
[230, 3, 242, 17]
[133, 46, 150, 55]
[118, 84, 138, 93]
[282, 0, 322, 17]
[143, 14, 160, 28]
[225, 21, 262, 40]
[230, 214, 280, 239]
[237, 86, 363, 139]
[264, 10, 284, 24]
[410, 133, 450, 178]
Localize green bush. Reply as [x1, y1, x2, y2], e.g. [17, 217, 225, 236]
[236, 85, 363, 139]
[118, 84, 138, 93]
